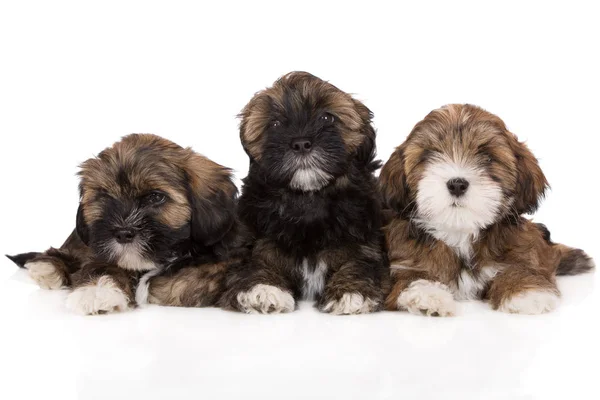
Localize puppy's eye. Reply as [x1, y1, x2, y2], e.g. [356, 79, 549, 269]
[143, 192, 166, 206]
[319, 113, 335, 124]
[271, 120, 282, 128]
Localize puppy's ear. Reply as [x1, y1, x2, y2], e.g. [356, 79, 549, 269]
[379, 145, 411, 216]
[76, 203, 90, 245]
[185, 153, 238, 247]
[509, 134, 549, 214]
[352, 99, 380, 170]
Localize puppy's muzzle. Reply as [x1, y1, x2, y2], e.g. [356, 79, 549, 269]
[446, 178, 470, 197]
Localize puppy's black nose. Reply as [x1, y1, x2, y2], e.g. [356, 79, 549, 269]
[290, 137, 312, 153]
[114, 229, 136, 244]
[446, 178, 469, 197]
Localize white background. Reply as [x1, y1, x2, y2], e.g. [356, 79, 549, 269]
[0, 1, 598, 399]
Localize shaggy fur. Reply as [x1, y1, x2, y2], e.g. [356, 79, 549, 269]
[8, 134, 240, 314]
[380, 104, 594, 315]
[220, 71, 389, 314]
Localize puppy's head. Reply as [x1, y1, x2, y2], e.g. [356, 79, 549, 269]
[239, 71, 376, 192]
[379, 104, 548, 233]
[76, 134, 237, 271]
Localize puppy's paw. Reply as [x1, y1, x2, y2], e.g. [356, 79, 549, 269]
[66, 276, 130, 315]
[498, 289, 559, 315]
[397, 279, 457, 317]
[25, 260, 66, 290]
[236, 284, 295, 314]
[321, 293, 379, 315]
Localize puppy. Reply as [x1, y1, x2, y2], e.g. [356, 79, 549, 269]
[219, 72, 388, 314]
[379, 104, 594, 316]
[8, 134, 238, 314]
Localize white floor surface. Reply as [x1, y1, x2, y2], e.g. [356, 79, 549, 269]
[0, 264, 597, 400]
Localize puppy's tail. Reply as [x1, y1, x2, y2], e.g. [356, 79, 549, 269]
[555, 245, 595, 276]
[5, 252, 42, 268]
[535, 223, 595, 276]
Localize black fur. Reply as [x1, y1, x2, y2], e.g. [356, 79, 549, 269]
[221, 72, 389, 313]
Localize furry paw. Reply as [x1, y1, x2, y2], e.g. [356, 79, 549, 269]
[236, 284, 295, 314]
[498, 289, 559, 315]
[66, 276, 130, 315]
[321, 293, 379, 315]
[397, 280, 457, 317]
[25, 260, 66, 290]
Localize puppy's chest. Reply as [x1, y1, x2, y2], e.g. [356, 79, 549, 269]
[434, 230, 501, 300]
[452, 265, 500, 300]
[297, 258, 328, 300]
[276, 192, 331, 223]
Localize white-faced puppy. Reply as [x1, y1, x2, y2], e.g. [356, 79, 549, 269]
[219, 72, 388, 315]
[379, 104, 594, 316]
[8, 134, 238, 315]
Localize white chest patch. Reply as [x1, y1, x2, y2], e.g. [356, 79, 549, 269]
[455, 266, 499, 300]
[135, 268, 164, 305]
[301, 259, 327, 300]
[430, 229, 475, 260]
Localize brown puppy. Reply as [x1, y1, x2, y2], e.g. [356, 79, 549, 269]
[379, 104, 594, 316]
[219, 72, 388, 314]
[8, 134, 238, 314]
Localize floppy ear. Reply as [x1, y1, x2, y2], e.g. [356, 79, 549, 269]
[509, 134, 549, 214]
[75, 203, 90, 245]
[378, 145, 411, 216]
[352, 99, 380, 170]
[185, 153, 238, 247]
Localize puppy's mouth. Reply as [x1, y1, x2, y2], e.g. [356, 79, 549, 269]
[284, 150, 334, 192]
[451, 200, 464, 208]
[99, 239, 157, 271]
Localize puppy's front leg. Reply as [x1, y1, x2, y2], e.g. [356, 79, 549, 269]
[66, 263, 137, 315]
[318, 249, 385, 315]
[386, 268, 457, 317]
[487, 267, 559, 315]
[22, 249, 74, 290]
[221, 240, 296, 314]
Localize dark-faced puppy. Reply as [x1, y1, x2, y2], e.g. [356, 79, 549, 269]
[8, 134, 238, 315]
[379, 104, 594, 316]
[220, 72, 388, 314]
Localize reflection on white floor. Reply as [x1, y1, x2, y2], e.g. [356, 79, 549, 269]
[0, 267, 597, 400]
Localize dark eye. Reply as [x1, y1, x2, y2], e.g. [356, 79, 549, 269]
[319, 113, 335, 124]
[143, 192, 166, 206]
[271, 120, 282, 128]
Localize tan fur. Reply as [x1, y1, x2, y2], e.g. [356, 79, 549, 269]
[380, 104, 548, 217]
[148, 261, 228, 307]
[383, 217, 562, 310]
[381, 104, 590, 314]
[239, 72, 374, 160]
[79, 134, 233, 230]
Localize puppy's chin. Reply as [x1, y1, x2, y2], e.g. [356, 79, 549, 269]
[415, 157, 504, 237]
[282, 149, 336, 192]
[105, 240, 157, 271]
[289, 168, 333, 192]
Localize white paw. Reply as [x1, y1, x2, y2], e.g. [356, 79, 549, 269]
[66, 276, 130, 315]
[236, 284, 295, 314]
[25, 261, 65, 290]
[498, 290, 559, 315]
[322, 293, 379, 315]
[397, 279, 457, 317]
